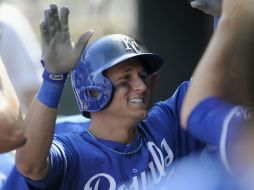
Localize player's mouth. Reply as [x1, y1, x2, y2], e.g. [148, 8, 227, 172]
[128, 97, 145, 104]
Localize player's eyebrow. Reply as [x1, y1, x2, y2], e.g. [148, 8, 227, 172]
[114, 68, 132, 80]
[123, 64, 146, 73]
[122, 67, 132, 73]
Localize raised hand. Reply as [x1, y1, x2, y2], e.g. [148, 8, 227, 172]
[40, 3, 93, 74]
[189, 0, 222, 16]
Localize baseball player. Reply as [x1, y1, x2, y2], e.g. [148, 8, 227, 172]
[15, 0, 247, 188]
[157, 0, 254, 189]
[0, 57, 26, 153]
[15, 3, 208, 190]
[182, 0, 254, 185]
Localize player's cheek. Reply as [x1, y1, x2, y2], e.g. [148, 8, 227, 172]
[113, 82, 131, 92]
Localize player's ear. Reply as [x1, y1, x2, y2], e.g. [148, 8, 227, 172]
[149, 72, 158, 93]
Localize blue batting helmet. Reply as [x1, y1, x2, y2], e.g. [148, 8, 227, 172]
[71, 34, 163, 117]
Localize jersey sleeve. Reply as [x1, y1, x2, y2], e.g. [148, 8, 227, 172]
[187, 96, 246, 172]
[25, 134, 78, 189]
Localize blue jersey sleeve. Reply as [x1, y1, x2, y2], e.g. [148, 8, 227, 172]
[187, 96, 246, 172]
[25, 116, 90, 189]
[25, 134, 77, 189]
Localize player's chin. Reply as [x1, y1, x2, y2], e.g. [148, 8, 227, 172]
[133, 109, 148, 120]
[128, 103, 149, 118]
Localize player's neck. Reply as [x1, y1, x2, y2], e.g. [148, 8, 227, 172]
[89, 118, 138, 144]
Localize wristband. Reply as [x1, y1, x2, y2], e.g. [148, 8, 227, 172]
[37, 69, 68, 108]
[42, 69, 68, 84]
[37, 80, 66, 108]
[38, 58, 68, 107]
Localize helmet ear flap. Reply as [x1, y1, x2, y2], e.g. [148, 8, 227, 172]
[71, 68, 113, 114]
[82, 82, 115, 119]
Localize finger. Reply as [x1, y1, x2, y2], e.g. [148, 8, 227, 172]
[50, 3, 61, 32]
[40, 20, 50, 45]
[74, 29, 94, 57]
[60, 6, 70, 32]
[43, 8, 50, 29]
[44, 8, 56, 39]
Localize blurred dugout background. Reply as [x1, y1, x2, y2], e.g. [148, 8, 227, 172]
[1, 0, 213, 115]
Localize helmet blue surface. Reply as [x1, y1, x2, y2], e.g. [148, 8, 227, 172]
[71, 34, 163, 116]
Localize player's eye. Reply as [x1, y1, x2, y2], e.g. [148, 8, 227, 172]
[140, 73, 148, 80]
[119, 75, 130, 81]
[139, 72, 149, 83]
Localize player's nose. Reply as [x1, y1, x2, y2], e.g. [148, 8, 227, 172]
[132, 76, 147, 92]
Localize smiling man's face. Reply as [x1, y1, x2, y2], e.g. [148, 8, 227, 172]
[103, 58, 156, 121]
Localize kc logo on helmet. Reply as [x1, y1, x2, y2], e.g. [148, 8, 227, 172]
[122, 38, 142, 54]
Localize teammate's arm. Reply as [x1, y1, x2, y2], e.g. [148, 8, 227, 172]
[0, 57, 26, 153]
[15, 3, 93, 180]
[181, 0, 254, 128]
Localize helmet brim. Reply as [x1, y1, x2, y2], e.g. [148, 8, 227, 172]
[103, 53, 164, 75]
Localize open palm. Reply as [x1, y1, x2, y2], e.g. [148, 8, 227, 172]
[40, 4, 93, 74]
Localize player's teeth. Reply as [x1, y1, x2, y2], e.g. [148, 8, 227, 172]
[129, 98, 144, 103]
